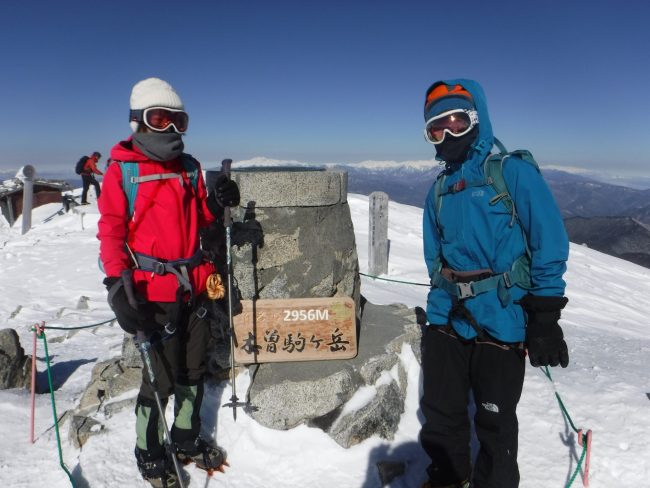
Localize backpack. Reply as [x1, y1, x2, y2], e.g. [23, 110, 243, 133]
[434, 138, 539, 225]
[119, 153, 200, 217]
[431, 138, 538, 305]
[75, 156, 89, 175]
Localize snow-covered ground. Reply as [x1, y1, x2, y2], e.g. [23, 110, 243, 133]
[0, 191, 649, 487]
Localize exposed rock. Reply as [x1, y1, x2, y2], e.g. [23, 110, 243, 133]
[76, 358, 141, 415]
[0, 328, 31, 389]
[106, 365, 142, 398]
[104, 397, 138, 418]
[71, 355, 141, 446]
[72, 336, 144, 446]
[119, 334, 142, 369]
[249, 369, 358, 430]
[9, 305, 22, 319]
[76, 296, 90, 310]
[327, 380, 404, 448]
[69, 415, 104, 449]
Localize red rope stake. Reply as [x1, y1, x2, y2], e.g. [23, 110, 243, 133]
[578, 429, 593, 487]
[30, 321, 45, 444]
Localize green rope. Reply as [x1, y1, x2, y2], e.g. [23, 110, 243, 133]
[565, 443, 588, 488]
[43, 317, 115, 331]
[540, 366, 589, 487]
[359, 272, 429, 286]
[38, 329, 76, 487]
[541, 366, 580, 433]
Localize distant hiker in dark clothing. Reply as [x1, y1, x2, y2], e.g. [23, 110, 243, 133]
[80, 151, 103, 204]
[98, 77, 239, 488]
[419, 79, 570, 488]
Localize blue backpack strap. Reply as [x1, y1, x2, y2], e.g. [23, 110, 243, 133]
[180, 153, 199, 191]
[119, 155, 200, 218]
[484, 140, 540, 227]
[433, 172, 447, 219]
[119, 161, 139, 217]
[492, 136, 508, 155]
[484, 139, 538, 292]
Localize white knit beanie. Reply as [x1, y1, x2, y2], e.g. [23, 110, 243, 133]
[129, 78, 184, 132]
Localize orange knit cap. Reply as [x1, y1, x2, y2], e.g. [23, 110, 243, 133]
[425, 84, 473, 109]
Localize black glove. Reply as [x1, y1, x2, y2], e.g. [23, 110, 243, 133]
[103, 276, 120, 291]
[105, 270, 147, 334]
[212, 174, 240, 208]
[520, 294, 569, 368]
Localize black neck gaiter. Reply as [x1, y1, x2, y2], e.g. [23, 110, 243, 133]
[132, 132, 184, 162]
[435, 127, 479, 164]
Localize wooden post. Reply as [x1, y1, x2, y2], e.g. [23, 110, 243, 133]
[368, 191, 389, 276]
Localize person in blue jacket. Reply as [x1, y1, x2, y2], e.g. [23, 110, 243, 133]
[419, 79, 570, 488]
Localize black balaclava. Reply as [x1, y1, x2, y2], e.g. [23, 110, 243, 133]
[132, 132, 184, 162]
[435, 126, 478, 164]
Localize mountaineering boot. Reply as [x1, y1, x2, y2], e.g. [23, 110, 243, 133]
[175, 437, 227, 473]
[135, 447, 179, 488]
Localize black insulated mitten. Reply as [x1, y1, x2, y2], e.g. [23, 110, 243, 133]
[207, 174, 240, 213]
[520, 294, 569, 368]
[105, 270, 147, 334]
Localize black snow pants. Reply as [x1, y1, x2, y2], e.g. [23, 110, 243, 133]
[420, 325, 526, 488]
[81, 174, 101, 203]
[134, 300, 211, 459]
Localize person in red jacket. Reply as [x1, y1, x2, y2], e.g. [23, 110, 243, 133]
[80, 151, 103, 204]
[98, 77, 239, 488]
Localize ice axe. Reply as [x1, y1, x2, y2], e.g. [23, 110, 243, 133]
[219, 158, 247, 420]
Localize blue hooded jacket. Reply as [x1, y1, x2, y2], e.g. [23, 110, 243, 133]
[423, 79, 569, 342]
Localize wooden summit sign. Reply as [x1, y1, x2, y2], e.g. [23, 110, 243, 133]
[232, 297, 357, 364]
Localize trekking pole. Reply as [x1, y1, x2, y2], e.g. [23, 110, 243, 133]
[219, 158, 247, 421]
[136, 331, 186, 488]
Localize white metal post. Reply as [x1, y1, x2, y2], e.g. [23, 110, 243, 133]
[18, 165, 36, 235]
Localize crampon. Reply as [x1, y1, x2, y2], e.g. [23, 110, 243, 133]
[175, 437, 229, 475]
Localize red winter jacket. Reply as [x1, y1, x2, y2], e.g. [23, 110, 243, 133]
[83, 156, 103, 176]
[97, 139, 216, 302]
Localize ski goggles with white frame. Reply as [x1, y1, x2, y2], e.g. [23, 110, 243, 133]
[129, 107, 189, 134]
[424, 109, 478, 145]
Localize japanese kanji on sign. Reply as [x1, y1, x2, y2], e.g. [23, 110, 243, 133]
[232, 297, 358, 364]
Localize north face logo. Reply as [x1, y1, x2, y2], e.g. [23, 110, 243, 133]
[482, 402, 499, 413]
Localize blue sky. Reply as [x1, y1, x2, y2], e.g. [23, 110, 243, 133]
[1, 0, 649, 174]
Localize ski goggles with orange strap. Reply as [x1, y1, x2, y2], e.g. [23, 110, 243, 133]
[129, 107, 189, 134]
[424, 109, 478, 145]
